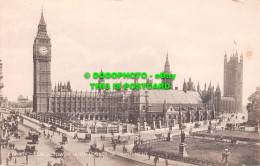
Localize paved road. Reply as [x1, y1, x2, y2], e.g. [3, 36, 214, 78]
[21, 118, 148, 166]
[1, 111, 247, 166]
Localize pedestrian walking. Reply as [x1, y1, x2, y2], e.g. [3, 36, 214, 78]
[47, 161, 52, 166]
[9, 152, 12, 161]
[165, 153, 168, 165]
[156, 154, 159, 163]
[25, 153, 28, 165]
[154, 157, 157, 166]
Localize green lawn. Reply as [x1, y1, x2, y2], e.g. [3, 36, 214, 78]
[142, 138, 259, 165]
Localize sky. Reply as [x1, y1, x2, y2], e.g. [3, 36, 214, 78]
[0, 0, 260, 105]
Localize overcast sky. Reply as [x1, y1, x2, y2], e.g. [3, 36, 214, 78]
[0, 0, 260, 105]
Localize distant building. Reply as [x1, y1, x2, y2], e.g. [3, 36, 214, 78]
[161, 53, 173, 89]
[223, 52, 243, 112]
[32, 10, 242, 126]
[247, 86, 260, 125]
[17, 95, 30, 107]
[0, 59, 7, 108]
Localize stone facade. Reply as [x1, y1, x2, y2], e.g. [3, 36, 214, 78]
[224, 52, 243, 112]
[32, 11, 241, 125]
[33, 10, 52, 113]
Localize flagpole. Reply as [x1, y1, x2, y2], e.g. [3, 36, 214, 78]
[233, 40, 237, 55]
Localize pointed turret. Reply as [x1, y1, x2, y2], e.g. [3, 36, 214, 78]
[240, 53, 243, 63]
[224, 52, 227, 63]
[164, 52, 170, 73]
[208, 82, 212, 91]
[161, 52, 173, 89]
[197, 82, 200, 92]
[183, 79, 187, 93]
[216, 83, 220, 91]
[39, 9, 46, 25]
[37, 9, 48, 33]
[215, 83, 221, 97]
[67, 81, 71, 92]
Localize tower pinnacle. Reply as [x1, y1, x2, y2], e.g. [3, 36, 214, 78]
[39, 9, 46, 25]
[164, 52, 170, 72]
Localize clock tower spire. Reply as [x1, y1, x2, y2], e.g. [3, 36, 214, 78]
[33, 10, 52, 113]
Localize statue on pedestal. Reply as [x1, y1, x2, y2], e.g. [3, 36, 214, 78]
[208, 120, 213, 133]
[179, 130, 188, 157]
[181, 131, 185, 143]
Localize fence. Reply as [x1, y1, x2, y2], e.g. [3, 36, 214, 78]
[137, 147, 222, 166]
[190, 131, 260, 143]
[107, 126, 119, 133]
[142, 137, 166, 144]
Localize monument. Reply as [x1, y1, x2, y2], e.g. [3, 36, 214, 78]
[178, 131, 188, 157]
[208, 120, 213, 134]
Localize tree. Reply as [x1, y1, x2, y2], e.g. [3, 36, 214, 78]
[247, 86, 260, 112]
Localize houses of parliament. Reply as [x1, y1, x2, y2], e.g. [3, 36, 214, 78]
[33, 11, 243, 126]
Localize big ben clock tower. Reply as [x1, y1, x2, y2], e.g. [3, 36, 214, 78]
[33, 10, 52, 113]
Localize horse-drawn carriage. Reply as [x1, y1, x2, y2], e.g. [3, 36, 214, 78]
[41, 123, 46, 130]
[155, 133, 164, 139]
[50, 125, 57, 131]
[77, 134, 91, 143]
[0, 138, 8, 148]
[226, 123, 236, 130]
[112, 138, 128, 144]
[111, 138, 128, 144]
[25, 145, 37, 155]
[14, 132, 21, 139]
[14, 148, 25, 156]
[88, 143, 104, 155]
[54, 146, 64, 158]
[194, 122, 201, 128]
[239, 126, 246, 131]
[27, 130, 36, 139]
[203, 120, 208, 125]
[31, 134, 39, 144]
[61, 134, 68, 144]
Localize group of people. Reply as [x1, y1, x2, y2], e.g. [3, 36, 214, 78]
[100, 135, 106, 141]
[8, 143, 15, 149]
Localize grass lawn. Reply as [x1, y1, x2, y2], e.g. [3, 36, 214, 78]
[143, 138, 260, 165]
[200, 130, 260, 140]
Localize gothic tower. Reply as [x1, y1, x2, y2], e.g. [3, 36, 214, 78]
[161, 53, 173, 89]
[33, 10, 52, 113]
[224, 51, 243, 112]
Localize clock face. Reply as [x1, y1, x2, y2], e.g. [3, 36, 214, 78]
[39, 46, 48, 55]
